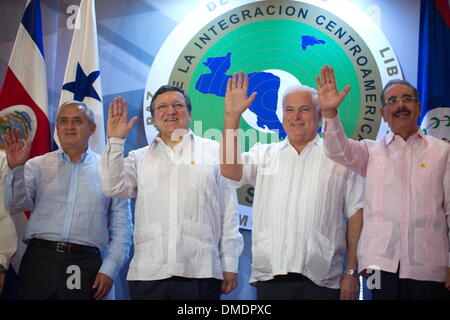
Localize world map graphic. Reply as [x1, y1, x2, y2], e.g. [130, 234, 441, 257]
[195, 35, 326, 139]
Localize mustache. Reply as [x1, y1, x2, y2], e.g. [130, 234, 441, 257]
[393, 107, 411, 117]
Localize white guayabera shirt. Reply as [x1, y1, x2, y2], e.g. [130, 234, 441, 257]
[0, 152, 16, 271]
[238, 136, 364, 288]
[100, 131, 243, 281]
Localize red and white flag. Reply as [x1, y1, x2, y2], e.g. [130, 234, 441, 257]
[0, 0, 50, 273]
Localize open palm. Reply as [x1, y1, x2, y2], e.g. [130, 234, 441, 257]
[225, 71, 257, 118]
[2, 127, 32, 169]
[316, 65, 351, 114]
[107, 96, 138, 139]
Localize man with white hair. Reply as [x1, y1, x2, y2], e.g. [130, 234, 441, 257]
[221, 72, 364, 300]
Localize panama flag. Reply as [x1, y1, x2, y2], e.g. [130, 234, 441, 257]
[418, 0, 450, 141]
[57, 0, 105, 154]
[0, 0, 50, 297]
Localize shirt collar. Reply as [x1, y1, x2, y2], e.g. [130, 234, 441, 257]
[58, 147, 91, 163]
[384, 128, 423, 145]
[150, 129, 194, 151]
[278, 134, 322, 152]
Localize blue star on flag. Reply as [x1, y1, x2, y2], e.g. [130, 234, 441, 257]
[62, 63, 101, 102]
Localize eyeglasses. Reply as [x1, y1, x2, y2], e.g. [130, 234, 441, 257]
[384, 95, 418, 106]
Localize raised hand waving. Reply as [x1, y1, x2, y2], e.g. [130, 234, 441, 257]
[107, 96, 138, 139]
[316, 65, 351, 118]
[224, 71, 257, 119]
[1, 127, 32, 169]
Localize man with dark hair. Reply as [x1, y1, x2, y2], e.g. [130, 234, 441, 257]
[318, 65, 450, 300]
[149, 85, 193, 115]
[100, 86, 243, 300]
[2, 101, 133, 300]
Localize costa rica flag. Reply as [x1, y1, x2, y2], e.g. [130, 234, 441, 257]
[0, 0, 50, 299]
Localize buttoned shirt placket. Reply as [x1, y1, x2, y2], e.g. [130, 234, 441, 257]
[158, 140, 179, 274]
[59, 152, 86, 242]
[397, 136, 413, 276]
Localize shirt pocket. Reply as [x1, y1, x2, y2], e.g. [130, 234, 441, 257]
[252, 230, 272, 274]
[188, 164, 216, 190]
[414, 227, 448, 268]
[358, 222, 393, 257]
[133, 222, 165, 265]
[306, 230, 334, 280]
[178, 219, 214, 263]
[366, 156, 393, 186]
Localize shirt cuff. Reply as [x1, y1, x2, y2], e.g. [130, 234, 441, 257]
[322, 114, 342, 133]
[221, 255, 239, 273]
[4, 165, 25, 191]
[0, 255, 9, 269]
[108, 137, 126, 145]
[9, 164, 25, 177]
[99, 258, 119, 280]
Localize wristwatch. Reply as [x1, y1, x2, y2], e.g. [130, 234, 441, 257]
[343, 269, 359, 278]
[0, 264, 7, 273]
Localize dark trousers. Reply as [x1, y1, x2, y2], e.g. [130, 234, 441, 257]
[129, 277, 222, 300]
[256, 273, 340, 300]
[370, 270, 450, 300]
[18, 239, 102, 300]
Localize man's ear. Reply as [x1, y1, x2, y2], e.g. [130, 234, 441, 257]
[380, 107, 386, 121]
[90, 123, 97, 136]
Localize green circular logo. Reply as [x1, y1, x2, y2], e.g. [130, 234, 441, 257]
[144, 0, 402, 215]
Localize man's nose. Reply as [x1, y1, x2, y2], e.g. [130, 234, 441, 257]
[294, 109, 303, 120]
[166, 105, 177, 114]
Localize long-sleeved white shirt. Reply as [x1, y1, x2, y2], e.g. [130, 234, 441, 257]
[238, 136, 364, 288]
[99, 132, 243, 281]
[0, 152, 17, 269]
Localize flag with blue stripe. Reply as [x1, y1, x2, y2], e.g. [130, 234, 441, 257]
[418, 0, 450, 141]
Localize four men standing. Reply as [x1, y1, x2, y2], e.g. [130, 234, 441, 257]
[1, 67, 448, 300]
